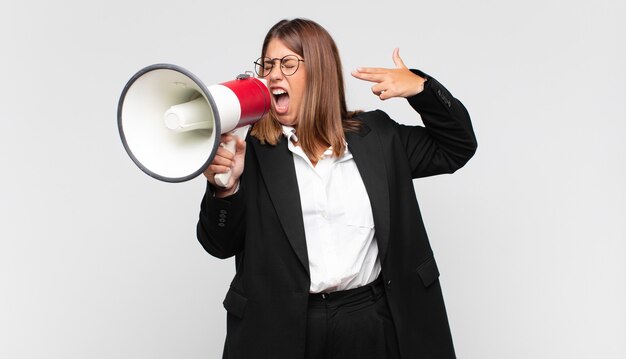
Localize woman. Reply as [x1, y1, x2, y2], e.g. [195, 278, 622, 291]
[197, 18, 477, 359]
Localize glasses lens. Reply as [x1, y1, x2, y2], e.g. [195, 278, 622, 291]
[255, 57, 273, 77]
[281, 55, 300, 76]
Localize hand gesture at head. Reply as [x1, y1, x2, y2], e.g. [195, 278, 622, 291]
[351, 48, 426, 100]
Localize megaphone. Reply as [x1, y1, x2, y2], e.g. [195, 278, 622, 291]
[117, 64, 270, 183]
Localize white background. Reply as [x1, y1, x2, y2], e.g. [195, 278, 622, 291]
[1, 0, 624, 358]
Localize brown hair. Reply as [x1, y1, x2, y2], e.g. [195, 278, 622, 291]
[250, 18, 360, 162]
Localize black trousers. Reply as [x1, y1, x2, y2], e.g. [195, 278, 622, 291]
[304, 278, 401, 359]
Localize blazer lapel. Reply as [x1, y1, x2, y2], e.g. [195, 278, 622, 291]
[346, 124, 391, 265]
[250, 137, 310, 276]
[249, 122, 391, 274]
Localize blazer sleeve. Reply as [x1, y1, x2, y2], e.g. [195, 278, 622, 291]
[196, 181, 246, 259]
[396, 69, 478, 178]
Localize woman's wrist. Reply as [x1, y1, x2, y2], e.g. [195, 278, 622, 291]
[213, 180, 240, 198]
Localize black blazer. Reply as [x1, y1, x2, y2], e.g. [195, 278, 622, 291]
[197, 70, 477, 359]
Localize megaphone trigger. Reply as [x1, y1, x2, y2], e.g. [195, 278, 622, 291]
[214, 126, 250, 187]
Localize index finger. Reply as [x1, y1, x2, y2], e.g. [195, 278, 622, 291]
[354, 67, 388, 74]
[351, 69, 387, 83]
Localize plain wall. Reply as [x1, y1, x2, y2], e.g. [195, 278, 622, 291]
[1, 0, 624, 358]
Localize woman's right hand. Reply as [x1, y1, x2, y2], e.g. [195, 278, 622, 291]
[203, 134, 246, 198]
[351, 48, 426, 100]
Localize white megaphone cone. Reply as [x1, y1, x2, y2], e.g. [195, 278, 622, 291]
[117, 64, 270, 183]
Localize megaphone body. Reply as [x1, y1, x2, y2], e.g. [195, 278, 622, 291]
[117, 64, 270, 183]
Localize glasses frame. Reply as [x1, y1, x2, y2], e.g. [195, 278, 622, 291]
[254, 55, 305, 78]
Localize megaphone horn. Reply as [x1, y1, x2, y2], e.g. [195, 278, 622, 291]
[117, 64, 270, 183]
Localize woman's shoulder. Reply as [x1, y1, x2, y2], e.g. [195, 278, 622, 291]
[351, 109, 396, 132]
[353, 109, 390, 120]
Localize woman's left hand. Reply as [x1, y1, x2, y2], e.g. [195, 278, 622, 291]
[351, 48, 426, 100]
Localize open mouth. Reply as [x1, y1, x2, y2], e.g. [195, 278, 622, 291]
[272, 88, 290, 115]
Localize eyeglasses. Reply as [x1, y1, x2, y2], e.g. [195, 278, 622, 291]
[254, 55, 305, 77]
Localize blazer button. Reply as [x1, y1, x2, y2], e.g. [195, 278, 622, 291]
[218, 223, 225, 227]
[386, 280, 392, 289]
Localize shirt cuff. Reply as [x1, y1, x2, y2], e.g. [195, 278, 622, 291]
[211, 180, 240, 198]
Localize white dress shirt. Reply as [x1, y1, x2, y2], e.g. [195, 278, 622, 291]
[282, 126, 381, 293]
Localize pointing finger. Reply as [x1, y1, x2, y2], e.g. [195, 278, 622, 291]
[354, 67, 388, 74]
[351, 70, 386, 83]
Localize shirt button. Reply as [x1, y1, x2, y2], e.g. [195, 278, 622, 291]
[218, 223, 225, 227]
[386, 280, 392, 288]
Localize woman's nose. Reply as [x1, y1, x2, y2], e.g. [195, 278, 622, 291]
[269, 65, 283, 81]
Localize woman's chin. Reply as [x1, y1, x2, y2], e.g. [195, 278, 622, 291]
[276, 113, 297, 126]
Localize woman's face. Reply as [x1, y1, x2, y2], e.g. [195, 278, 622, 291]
[264, 38, 307, 127]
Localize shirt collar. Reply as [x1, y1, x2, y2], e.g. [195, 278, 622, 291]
[281, 125, 298, 143]
[281, 125, 352, 161]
